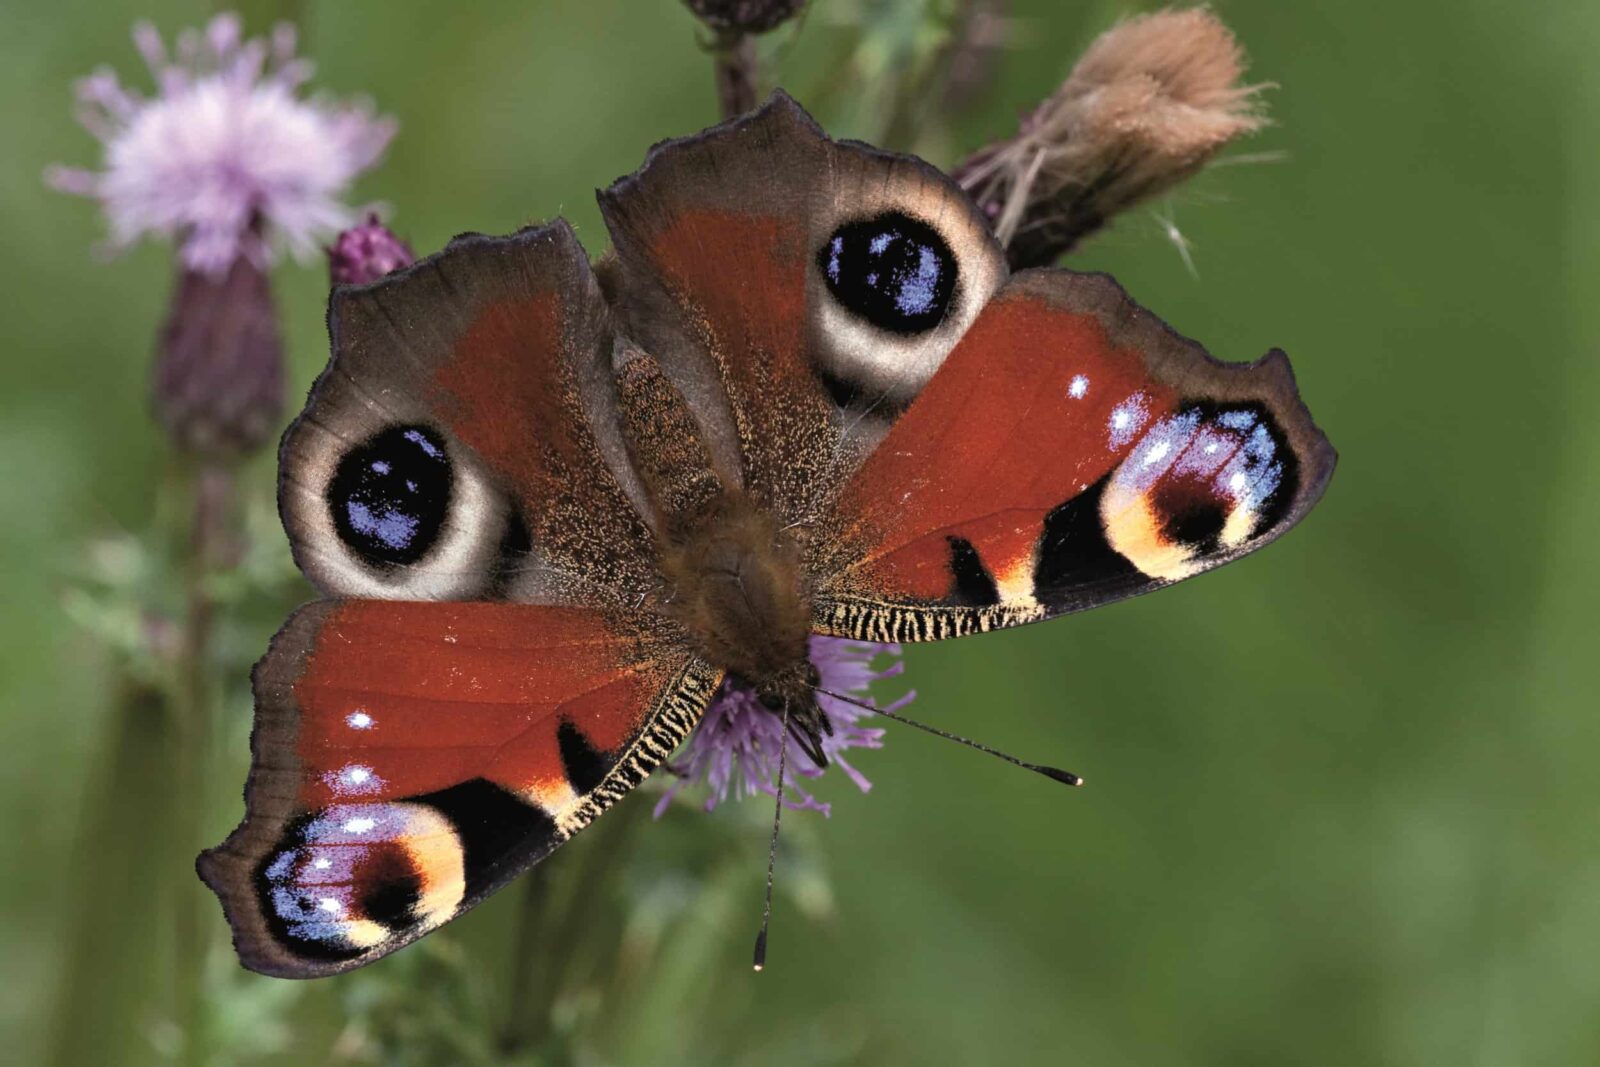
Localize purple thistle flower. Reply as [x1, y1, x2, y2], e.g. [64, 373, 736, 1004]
[47, 13, 395, 277]
[655, 637, 913, 818]
[328, 213, 416, 285]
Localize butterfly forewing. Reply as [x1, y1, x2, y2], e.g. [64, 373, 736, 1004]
[598, 94, 1007, 528]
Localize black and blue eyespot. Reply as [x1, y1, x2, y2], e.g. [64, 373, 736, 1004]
[329, 425, 452, 567]
[819, 212, 957, 334]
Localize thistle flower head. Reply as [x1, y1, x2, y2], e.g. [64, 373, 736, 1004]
[47, 13, 396, 277]
[656, 637, 911, 817]
[956, 7, 1266, 267]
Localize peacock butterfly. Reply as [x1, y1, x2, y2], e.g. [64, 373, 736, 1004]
[198, 92, 1336, 978]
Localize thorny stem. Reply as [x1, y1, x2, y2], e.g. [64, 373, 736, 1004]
[713, 31, 758, 119]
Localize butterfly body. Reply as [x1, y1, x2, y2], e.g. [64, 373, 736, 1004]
[199, 93, 1335, 978]
[616, 348, 822, 743]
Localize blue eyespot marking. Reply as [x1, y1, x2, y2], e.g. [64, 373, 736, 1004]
[819, 211, 957, 334]
[329, 425, 452, 567]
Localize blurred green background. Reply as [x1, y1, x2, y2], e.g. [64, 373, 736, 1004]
[5, 0, 1598, 1064]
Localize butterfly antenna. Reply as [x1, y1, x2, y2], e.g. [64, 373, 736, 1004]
[753, 707, 791, 973]
[813, 687, 1084, 788]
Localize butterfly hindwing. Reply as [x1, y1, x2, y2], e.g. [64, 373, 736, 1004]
[198, 600, 721, 977]
[812, 269, 1337, 641]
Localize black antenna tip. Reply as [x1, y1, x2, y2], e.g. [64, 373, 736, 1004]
[1037, 765, 1084, 787]
[753, 928, 768, 972]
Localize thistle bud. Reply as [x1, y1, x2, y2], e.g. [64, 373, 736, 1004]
[683, 0, 806, 35]
[153, 256, 283, 457]
[954, 8, 1266, 268]
[327, 213, 415, 286]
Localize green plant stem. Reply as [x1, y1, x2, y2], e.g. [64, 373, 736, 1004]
[173, 459, 235, 1067]
[713, 31, 758, 118]
[497, 862, 556, 1057]
[496, 796, 652, 1058]
[45, 676, 176, 1067]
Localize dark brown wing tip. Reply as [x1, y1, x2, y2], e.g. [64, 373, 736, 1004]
[328, 218, 585, 314]
[322, 218, 591, 387]
[1252, 346, 1339, 513]
[596, 88, 824, 215]
[194, 844, 313, 980]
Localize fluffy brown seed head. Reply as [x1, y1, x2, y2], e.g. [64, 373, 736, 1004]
[955, 7, 1267, 267]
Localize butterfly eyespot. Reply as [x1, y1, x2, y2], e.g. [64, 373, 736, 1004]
[808, 203, 1003, 411]
[256, 802, 466, 960]
[285, 415, 509, 599]
[1099, 404, 1300, 581]
[819, 212, 957, 335]
[329, 425, 453, 567]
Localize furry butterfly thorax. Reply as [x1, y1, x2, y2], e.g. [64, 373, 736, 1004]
[198, 92, 1336, 977]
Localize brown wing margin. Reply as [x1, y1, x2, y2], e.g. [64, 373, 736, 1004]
[198, 600, 722, 978]
[811, 269, 1336, 642]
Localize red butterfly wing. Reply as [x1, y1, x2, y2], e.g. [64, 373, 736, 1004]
[814, 271, 1336, 640]
[203, 223, 721, 977]
[199, 600, 720, 977]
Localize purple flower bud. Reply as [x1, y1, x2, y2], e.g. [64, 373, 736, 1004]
[328, 213, 415, 286]
[154, 256, 283, 457]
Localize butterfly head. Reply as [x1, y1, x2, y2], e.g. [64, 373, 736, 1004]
[752, 658, 831, 768]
